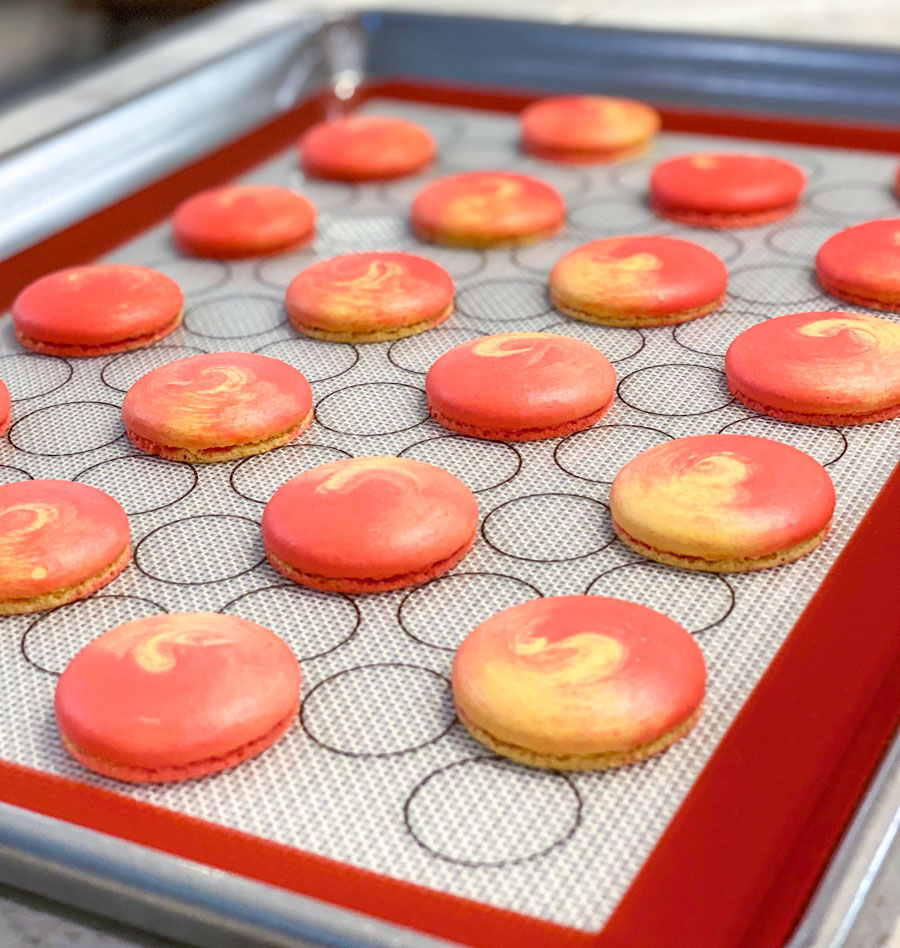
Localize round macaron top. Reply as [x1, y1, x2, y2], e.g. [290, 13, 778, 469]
[55, 612, 300, 773]
[285, 252, 454, 334]
[0, 479, 129, 602]
[12, 265, 183, 347]
[426, 332, 615, 432]
[521, 95, 660, 161]
[651, 153, 805, 215]
[0, 378, 9, 431]
[411, 172, 565, 244]
[172, 185, 316, 258]
[122, 352, 312, 452]
[300, 115, 435, 181]
[550, 235, 728, 319]
[610, 434, 835, 561]
[726, 311, 900, 417]
[262, 456, 479, 581]
[452, 595, 705, 755]
[816, 218, 900, 304]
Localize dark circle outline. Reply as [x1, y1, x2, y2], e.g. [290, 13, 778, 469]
[0, 352, 73, 403]
[7, 400, 125, 457]
[182, 293, 288, 340]
[584, 560, 736, 633]
[252, 247, 322, 293]
[229, 441, 354, 504]
[133, 513, 264, 585]
[21, 593, 169, 677]
[403, 754, 584, 868]
[397, 571, 544, 652]
[455, 277, 554, 323]
[287, 169, 359, 211]
[101, 344, 209, 394]
[608, 160, 652, 193]
[672, 310, 770, 358]
[509, 236, 595, 276]
[763, 221, 843, 263]
[553, 424, 675, 484]
[0, 463, 34, 482]
[73, 454, 199, 515]
[726, 263, 826, 306]
[143, 254, 232, 295]
[806, 180, 899, 221]
[535, 319, 647, 364]
[616, 363, 734, 417]
[481, 491, 614, 563]
[314, 381, 428, 436]
[396, 434, 522, 494]
[409, 246, 489, 282]
[315, 209, 415, 253]
[717, 416, 849, 467]
[434, 137, 524, 173]
[651, 224, 746, 265]
[386, 326, 489, 376]
[252, 335, 360, 384]
[300, 662, 456, 758]
[566, 196, 657, 235]
[219, 583, 361, 661]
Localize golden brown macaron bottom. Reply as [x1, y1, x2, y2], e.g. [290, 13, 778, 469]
[729, 385, 900, 426]
[650, 200, 799, 229]
[412, 220, 563, 249]
[815, 275, 900, 313]
[552, 292, 725, 328]
[288, 303, 452, 344]
[15, 311, 184, 358]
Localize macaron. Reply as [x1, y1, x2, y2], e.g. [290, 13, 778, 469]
[726, 311, 900, 425]
[122, 352, 313, 463]
[0, 480, 130, 616]
[262, 456, 479, 594]
[426, 331, 616, 441]
[650, 153, 805, 228]
[12, 265, 183, 357]
[452, 595, 705, 770]
[816, 219, 900, 311]
[520, 95, 661, 164]
[285, 252, 454, 343]
[172, 185, 316, 259]
[300, 115, 435, 181]
[411, 172, 565, 248]
[609, 434, 835, 572]
[550, 235, 728, 327]
[55, 613, 301, 783]
[0, 378, 9, 438]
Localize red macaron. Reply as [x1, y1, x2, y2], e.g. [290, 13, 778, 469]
[816, 218, 900, 311]
[0, 378, 9, 438]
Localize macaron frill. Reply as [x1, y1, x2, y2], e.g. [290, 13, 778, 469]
[172, 185, 316, 259]
[452, 595, 705, 770]
[55, 613, 301, 783]
[520, 95, 661, 164]
[609, 434, 835, 572]
[726, 311, 900, 425]
[12, 265, 183, 357]
[285, 252, 454, 343]
[122, 352, 313, 463]
[0, 480, 131, 616]
[261, 456, 479, 594]
[300, 115, 435, 181]
[650, 153, 805, 228]
[411, 171, 565, 248]
[426, 331, 616, 440]
[0, 378, 9, 438]
[816, 218, 900, 311]
[550, 235, 728, 327]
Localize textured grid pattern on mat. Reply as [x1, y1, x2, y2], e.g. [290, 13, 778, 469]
[2, 99, 900, 932]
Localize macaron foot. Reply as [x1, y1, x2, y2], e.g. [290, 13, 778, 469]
[552, 294, 725, 328]
[730, 386, 900, 426]
[612, 521, 830, 573]
[290, 305, 452, 344]
[14, 311, 184, 357]
[125, 410, 312, 463]
[0, 544, 131, 617]
[428, 398, 612, 441]
[650, 202, 798, 229]
[265, 535, 475, 595]
[815, 278, 900, 313]
[457, 704, 703, 770]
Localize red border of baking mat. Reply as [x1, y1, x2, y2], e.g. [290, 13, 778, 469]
[2, 79, 900, 948]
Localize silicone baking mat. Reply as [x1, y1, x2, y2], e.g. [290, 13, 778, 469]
[2, 95, 900, 936]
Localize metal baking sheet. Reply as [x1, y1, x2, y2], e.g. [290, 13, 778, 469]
[2, 93, 900, 938]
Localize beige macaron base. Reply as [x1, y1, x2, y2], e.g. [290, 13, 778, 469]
[14, 310, 184, 358]
[288, 303, 452, 344]
[551, 293, 725, 328]
[0, 544, 131, 617]
[521, 138, 654, 165]
[456, 703, 703, 771]
[125, 410, 312, 464]
[613, 520, 830, 573]
[730, 386, 900, 427]
[815, 276, 900, 313]
[412, 221, 563, 250]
